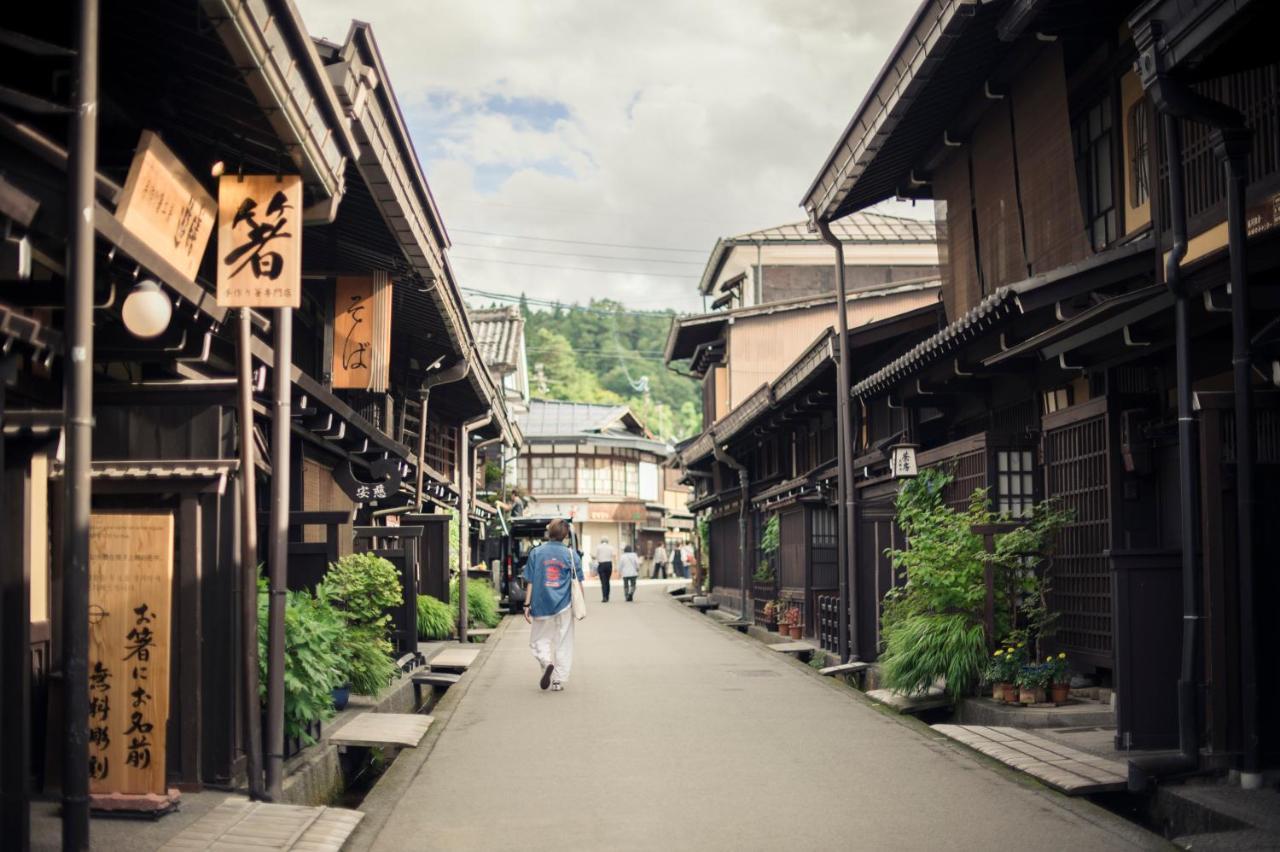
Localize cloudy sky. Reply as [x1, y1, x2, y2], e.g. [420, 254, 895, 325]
[297, 0, 929, 312]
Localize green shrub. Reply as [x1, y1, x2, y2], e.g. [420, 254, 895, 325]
[319, 553, 404, 697]
[450, 577, 500, 628]
[879, 468, 1070, 699]
[257, 577, 343, 744]
[416, 594, 454, 640]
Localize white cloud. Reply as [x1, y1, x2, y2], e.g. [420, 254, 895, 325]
[299, 0, 928, 312]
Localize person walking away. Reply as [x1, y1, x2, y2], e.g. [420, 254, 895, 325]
[651, 542, 668, 579]
[522, 519, 584, 691]
[670, 544, 684, 581]
[594, 536, 615, 602]
[680, 542, 694, 579]
[619, 545, 640, 601]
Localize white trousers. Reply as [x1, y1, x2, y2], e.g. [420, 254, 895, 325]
[529, 607, 575, 684]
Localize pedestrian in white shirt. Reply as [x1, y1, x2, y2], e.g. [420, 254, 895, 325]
[651, 543, 669, 579]
[680, 543, 694, 579]
[594, 537, 616, 602]
[619, 545, 641, 602]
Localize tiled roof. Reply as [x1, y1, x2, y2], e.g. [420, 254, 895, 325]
[521, 399, 635, 438]
[469, 306, 524, 371]
[726, 212, 935, 245]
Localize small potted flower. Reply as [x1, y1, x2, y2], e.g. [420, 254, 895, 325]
[763, 599, 777, 629]
[985, 648, 1019, 703]
[786, 606, 802, 639]
[1017, 662, 1051, 705]
[1045, 652, 1070, 704]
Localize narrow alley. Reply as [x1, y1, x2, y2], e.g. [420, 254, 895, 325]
[350, 584, 1159, 851]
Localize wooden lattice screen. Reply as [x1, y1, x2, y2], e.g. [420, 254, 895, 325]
[1042, 406, 1113, 666]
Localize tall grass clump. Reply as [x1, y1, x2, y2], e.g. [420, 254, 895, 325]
[416, 594, 454, 640]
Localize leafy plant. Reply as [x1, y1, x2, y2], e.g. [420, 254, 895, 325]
[1017, 662, 1053, 690]
[763, 600, 777, 620]
[879, 468, 1070, 699]
[983, 645, 1022, 684]
[697, 516, 711, 590]
[257, 576, 344, 744]
[451, 577, 501, 628]
[416, 594, 454, 640]
[319, 553, 404, 697]
[1044, 651, 1069, 685]
[753, 514, 780, 582]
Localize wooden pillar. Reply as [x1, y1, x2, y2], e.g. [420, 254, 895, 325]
[178, 494, 202, 787]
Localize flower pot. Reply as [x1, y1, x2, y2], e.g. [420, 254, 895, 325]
[1019, 686, 1045, 705]
[789, 624, 802, 640]
[1050, 683, 1070, 704]
[332, 684, 351, 711]
[992, 682, 1010, 702]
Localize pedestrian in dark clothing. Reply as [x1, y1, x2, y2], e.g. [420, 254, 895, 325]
[594, 537, 615, 602]
[671, 545, 684, 581]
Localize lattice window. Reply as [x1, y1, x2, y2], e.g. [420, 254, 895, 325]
[996, 449, 1036, 517]
[939, 448, 987, 512]
[531, 454, 575, 495]
[1127, 100, 1150, 208]
[810, 507, 838, 591]
[1074, 93, 1118, 251]
[1043, 414, 1112, 660]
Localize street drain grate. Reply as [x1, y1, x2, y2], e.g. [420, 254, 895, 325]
[728, 669, 781, 678]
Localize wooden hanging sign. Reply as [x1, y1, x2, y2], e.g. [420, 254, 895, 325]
[216, 174, 302, 308]
[114, 131, 216, 281]
[332, 273, 393, 391]
[87, 510, 175, 798]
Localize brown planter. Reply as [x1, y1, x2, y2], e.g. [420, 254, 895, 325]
[1020, 686, 1046, 705]
[1050, 683, 1070, 704]
[789, 624, 802, 640]
[994, 682, 1014, 703]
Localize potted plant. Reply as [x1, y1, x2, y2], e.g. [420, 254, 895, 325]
[1045, 652, 1070, 704]
[786, 606, 802, 639]
[763, 599, 777, 630]
[985, 646, 1020, 703]
[1017, 661, 1051, 705]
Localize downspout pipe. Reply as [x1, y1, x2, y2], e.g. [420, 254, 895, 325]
[817, 219, 858, 662]
[416, 359, 470, 511]
[711, 432, 749, 619]
[62, 0, 98, 845]
[1129, 55, 1249, 788]
[457, 413, 492, 643]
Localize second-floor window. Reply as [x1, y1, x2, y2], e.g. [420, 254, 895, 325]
[1127, 100, 1150, 209]
[1074, 93, 1118, 251]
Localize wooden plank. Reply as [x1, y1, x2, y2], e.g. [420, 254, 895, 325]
[411, 672, 461, 686]
[768, 641, 817, 654]
[931, 725, 1126, 795]
[819, 662, 870, 677]
[865, 687, 951, 714]
[160, 797, 364, 851]
[429, 647, 480, 670]
[329, 713, 434, 749]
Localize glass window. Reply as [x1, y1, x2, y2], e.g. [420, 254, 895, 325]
[996, 449, 1036, 517]
[1128, 100, 1150, 208]
[1074, 93, 1118, 252]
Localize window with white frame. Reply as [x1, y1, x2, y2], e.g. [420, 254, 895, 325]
[996, 449, 1036, 518]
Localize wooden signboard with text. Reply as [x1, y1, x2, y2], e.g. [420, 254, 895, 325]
[332, 273, 393, 391]
[216, 174, 302, 308]
[87, 511, 175, 797]
[114, 131, 216, 281]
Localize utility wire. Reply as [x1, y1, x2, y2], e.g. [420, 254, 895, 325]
[453, 242, 704, 265]
[450, 228, 707, 254]
[461, 287, 677, 315]
[451, 255, 699, 279]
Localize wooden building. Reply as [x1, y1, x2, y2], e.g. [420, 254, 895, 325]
[0, 4, 514, 841]
[801, 0, 1278, 776]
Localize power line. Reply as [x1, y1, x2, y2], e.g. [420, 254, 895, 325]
[461, 287, 676, 315]
[453, 242, 704, 266]
[451, 255, 699, 279]
[450, 228, 707, 254]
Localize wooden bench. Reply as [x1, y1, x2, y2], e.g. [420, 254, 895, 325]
[465, 628, 496, 642]
[818, 661, 870, 678]
[428, 646, 480, 672]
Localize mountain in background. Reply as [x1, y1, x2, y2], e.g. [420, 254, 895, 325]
[512, 295, 702, 441]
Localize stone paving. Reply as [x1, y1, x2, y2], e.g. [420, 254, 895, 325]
[353, 583, 1163, 851]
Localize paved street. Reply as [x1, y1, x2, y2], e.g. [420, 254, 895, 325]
[358, 583, 1160, 851]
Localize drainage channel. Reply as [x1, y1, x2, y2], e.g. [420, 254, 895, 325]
[332, 686, 447, 810]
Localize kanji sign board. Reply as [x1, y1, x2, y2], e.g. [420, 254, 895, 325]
[216, 174, 302, 308]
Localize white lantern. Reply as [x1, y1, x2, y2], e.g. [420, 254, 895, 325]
[121, 279, 173, 339]
[890, 444, 918, 478]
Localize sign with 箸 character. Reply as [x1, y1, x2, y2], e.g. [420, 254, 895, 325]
[216, 174, 302, 308]
[114, 131, 216, 281]
[88, 510, 174, 797]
